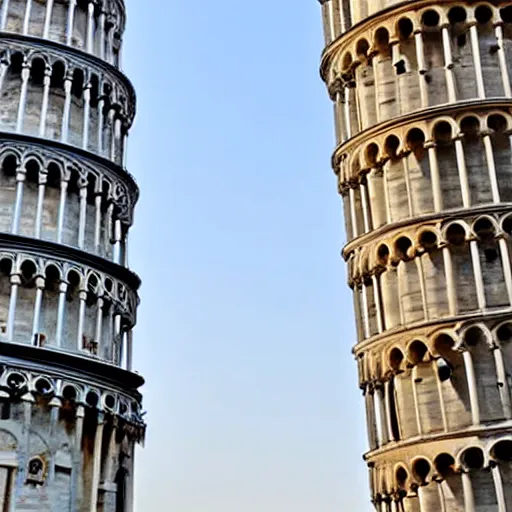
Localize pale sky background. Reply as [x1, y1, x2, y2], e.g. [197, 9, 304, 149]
[122, 1, 371, 510]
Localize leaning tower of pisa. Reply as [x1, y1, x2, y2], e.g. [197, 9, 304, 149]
[0, 0, 145, 510]
[319, 0, 512, 510]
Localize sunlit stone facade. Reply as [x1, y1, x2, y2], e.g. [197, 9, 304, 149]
[318, 0, 512, 510]
[0, 0, 145, 510]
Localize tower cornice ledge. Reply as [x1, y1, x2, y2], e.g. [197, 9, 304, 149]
[0, 341, 145, 390]
[0, 232, 141, 291]
[0, 131, 139, 208]
[342, 203, 512, 258]
[331, 98, 512, 172]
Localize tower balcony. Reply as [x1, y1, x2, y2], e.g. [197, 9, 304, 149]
[0, 33, 135, 168]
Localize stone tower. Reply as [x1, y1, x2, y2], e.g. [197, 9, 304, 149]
[318, 0, 512, 510]
[0, 0, 145, 510]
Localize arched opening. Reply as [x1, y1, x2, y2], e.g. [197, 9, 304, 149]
[435, 453, 464, 510]
[463, 447, 497, 509]
[378, 243, 400, 329]
[0, 52, 23, 132]
[465, 326, 503, 421]
[396, 17, 421, 113]
[449, 6, 477, 100]
[434, 334, 472, 429]
[25, 57, 46, 137]
[493, 440, 512, 509]
[374, 28, 397, 121]
[446, 223, 478, 312]
[419, 230, 448, 318]
[406, 128, 433, 215]
[47, 60, 66, 140]
[489, 114, 512, 201]
[396, 237, 423, 323]
[385, 136, 409, 221]
[422, 8, 447, 106]
[434, 122, 462, 209]
[474, 217, 508, 307]
[461, 116, 492, 205]
[476, 5, 502, 97]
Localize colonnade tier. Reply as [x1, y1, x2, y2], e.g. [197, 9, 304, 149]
[367, 431, 512, 511]
[0, 238, 139, 369]
[0, 135, 136, 264]
[321, 1, 512, 148]
[0, 34, 135, 167]
[347, 207, 512, 343]
[0, 0, 126, 67]
[358, 313, 512, 449]
[336, 103, 512, 245]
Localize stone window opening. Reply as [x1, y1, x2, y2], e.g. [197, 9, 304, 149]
[413, 458, 431, 485]
[26, 456, 45, 485]
[422, 9, 440, 29]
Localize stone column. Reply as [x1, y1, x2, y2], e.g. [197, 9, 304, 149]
[42, 0, 54, 39]
[491, 462, 507, 512]
[94, 297, 104, 356]
[0, 0, 9, 30]
[71, 405, 85, 511]
[11, 168, 25, 235]
[66, 0, 77, 46]
[31, 275, 45, 342]
[98, 11, 106, 60]
[86, 2, 95, 54]
[61, 74, 73, 143]
[76, 289, 88, 351]
[454, 135, 471, 207]
[7, 273, 20, 341]
[39, 67, 52, 137]
[34, 170, 47, 239]
[56, 178, 68, 244]
[113, 219, 122, 265]
[94, 193, 102, 254]
[469, 239, 486, 310]
[22, 0, 32, 35]
[414, 29, 428, 107]
[97, 96, 105, 154]
[82, 84, 91, 150]
[482, 131, 501, 203]
[427, 140, 443, 212]
[90, 413, 105, 512]
[462, 350, 480, 426]
[442, 246, 457, 316]
[16, 62, 31, 133]
[441, 24, 457, 102]
[55, 280, 68, 348]
[126, 330, 133, 372]
[469, 22, 485, 98]
[375, 382, 388, 445]
[78, 181, 88, 249]
[461, 471, 476, 512]
[0, 57, 10, 97]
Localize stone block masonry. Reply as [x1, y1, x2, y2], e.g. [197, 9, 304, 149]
[0, 0, 145, 510]
[318, 0, 512, 510]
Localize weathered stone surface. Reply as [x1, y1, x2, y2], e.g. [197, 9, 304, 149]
[0, 0, 145, 510]
[319, 1, 512, 510]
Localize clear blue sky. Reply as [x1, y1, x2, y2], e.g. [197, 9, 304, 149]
[123, 1, 371, 510]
